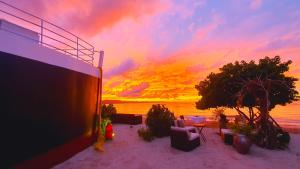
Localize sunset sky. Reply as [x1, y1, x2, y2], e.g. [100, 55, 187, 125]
[4, 0, 300, 102]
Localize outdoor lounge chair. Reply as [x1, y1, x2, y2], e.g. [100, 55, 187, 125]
[170, 126, 200, 151]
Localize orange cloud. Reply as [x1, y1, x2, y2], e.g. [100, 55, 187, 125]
[102, 54, 216, 101]
[194, 12, 223, 40]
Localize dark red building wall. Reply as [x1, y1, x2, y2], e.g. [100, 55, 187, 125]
[0, 51, 99, 168]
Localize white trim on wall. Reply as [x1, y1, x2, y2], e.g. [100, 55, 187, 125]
[0, 29, 100, 78]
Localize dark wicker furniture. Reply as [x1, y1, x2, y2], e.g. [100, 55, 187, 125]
[170, 127, 200, 151]
[220, 129, 234, 145]
[111, 114, 142, 125]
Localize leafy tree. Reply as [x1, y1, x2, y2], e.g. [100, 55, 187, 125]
[195, 56, 298, 125]
[195, 56, 298, 149]
[101, 104, 117, 119]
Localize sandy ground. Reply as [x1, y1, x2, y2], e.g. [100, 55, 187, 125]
[53, 124, 300, 169]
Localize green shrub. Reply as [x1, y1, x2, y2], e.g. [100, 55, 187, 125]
[138, 127, 154, 142]
[101, 104, 117, 119]
[277, 130, 290, 146]
[145, 104, 175, 137]
[231, 123, 252, 137]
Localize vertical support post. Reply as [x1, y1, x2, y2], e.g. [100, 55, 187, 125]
[76, 37, 79, 59]
[94, 51, 104, 152]
[40, 20, 43, 44]
[99, 67, 103, 130]
[98, 50, 104, 129]
[92, 47, 95, 66]
[99, 51, 104, 68]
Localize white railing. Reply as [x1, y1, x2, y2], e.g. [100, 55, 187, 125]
[0, 0, 99, 66]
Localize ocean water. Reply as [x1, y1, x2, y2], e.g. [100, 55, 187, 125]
[114, 101, 300, 127]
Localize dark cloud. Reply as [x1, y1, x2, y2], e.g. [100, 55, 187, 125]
[104, 58, 136, 78]
[256, 37, 300, 52]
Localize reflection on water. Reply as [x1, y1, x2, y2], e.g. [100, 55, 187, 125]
[114, 101, 300, 127]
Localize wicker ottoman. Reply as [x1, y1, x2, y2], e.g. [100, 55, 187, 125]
[221, 129, 234, 145]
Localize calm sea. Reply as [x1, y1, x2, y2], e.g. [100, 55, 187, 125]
[114, 101, 300, 127]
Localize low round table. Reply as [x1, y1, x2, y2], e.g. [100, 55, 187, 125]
[193, 123, 206, 142]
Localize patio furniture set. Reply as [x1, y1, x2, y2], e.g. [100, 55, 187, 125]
[170, 116, 206, 151]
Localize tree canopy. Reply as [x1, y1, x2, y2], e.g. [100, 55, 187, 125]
[195, 56, 298, 110]
[196, 56, 298, 149]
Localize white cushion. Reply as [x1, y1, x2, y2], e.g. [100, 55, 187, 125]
[173, 120, 178, 127]
[171, 126, 188, 131]
[190, 116, 206, 123]
[185, 126, 196, 131]
[177, 119, 185, 127]
[189, 132, 200, 141]
[221, 129, 233, 134]
[171, 126, 196, 131]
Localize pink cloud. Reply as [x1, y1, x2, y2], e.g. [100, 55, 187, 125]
[2, 0, 46, 16]
[169, 0, 206, 19]
[118, 82, 149, 97]
[4, 0, 169, 37]
[250, 0, 262, 10]
[63, 0, 169, 36]
[256, 38, 300, 52]
[193, 11, 223, 41]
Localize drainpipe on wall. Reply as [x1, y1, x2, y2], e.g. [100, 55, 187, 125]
[98, 51, 104, 129]
[94, 50, 105, 152]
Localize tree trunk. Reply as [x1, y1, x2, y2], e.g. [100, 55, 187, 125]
[249, 107, 255, 128]
[255, 90, 281, 149]
[234, 107, 250, 121]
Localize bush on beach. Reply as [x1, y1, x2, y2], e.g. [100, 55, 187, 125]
[138, 127, 154, 142]
[145, 104, 175, 138]
[101, 104, 117, 120]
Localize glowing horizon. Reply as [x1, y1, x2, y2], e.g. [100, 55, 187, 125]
[5, 0, 300, 102]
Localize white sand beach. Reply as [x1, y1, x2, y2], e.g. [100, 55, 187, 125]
[53, 124, 300, 169]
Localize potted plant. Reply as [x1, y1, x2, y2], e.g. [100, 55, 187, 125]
[231, 123, 252, 154]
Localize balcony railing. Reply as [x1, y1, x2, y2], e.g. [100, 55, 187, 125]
[0, 0, 98, 66]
